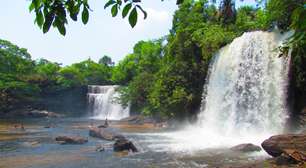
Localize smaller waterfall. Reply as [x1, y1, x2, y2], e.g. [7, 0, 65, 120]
[87, 85, 130, 120]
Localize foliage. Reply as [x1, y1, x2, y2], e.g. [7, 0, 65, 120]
[114, 40, 163, 113]
[0, 39, 113, 111]
[235, 6, 270, 31]
[2, 0, 305, 119]
[266, 0, 306, 114]
[29, 0, 157, 34]
[99, 55, 114, 67]
[57, 59, 112, 88]
[0, 40, 38, 111]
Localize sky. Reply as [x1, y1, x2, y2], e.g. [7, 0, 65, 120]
[0, 0, 256, 66]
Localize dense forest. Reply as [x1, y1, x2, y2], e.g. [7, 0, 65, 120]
[1, 0, 305, 124]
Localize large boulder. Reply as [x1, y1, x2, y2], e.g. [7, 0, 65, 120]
[55, 136, 88, 144]
[230, 143, 261, 152]
[113, 138, 138, 152]
[261, 134, 306, 157]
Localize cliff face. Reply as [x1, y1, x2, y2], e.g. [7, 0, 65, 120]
[38, 86, 88, 116]
[287, 48, 306, 130]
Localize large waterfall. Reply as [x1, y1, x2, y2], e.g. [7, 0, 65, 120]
[198, 31, 290, 136]
[146, 31, 291, 152]
[87, 85, 130, 120]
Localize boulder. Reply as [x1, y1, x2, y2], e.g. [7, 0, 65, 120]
[89, 127, 121, 141]
[120, 115, 157, 125]
[230, 143, 261, 152]
[272, 149, 306, 166]
[27, 110, 49, 117]
[282, 149, 306, 162]
[261, 134, 306, 157]
[95, 145, 105, 152]
[27, 110, 62, 118]
[120, 115, 144, 124]
[113, 138, 138, 152]
[55, 136, 88, 144]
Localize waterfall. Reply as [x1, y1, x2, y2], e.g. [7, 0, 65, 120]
[145, 31, 292, 152]
[87, 85, 130, 120]
[198, 31, 290, 136]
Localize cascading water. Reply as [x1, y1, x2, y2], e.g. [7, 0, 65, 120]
[198, 31, 290, 136]
[87, 85, 130, 120]
[143, 31, 292, 152]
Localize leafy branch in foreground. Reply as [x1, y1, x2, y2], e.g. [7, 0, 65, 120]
[29, 0, 156, 35]
[29, 0, 186, 35]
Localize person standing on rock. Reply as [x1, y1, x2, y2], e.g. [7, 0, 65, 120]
[104, 118, 109, 127]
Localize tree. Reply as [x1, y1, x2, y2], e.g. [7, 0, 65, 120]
[115, 40, 163, 113]
[0, 39, 39, 112]
[57, 59, 112, 88]
[99, 55, 114, 66]
[219, 0, 236, 24]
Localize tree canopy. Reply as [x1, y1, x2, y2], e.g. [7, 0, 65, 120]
[1, 0, 305, 119]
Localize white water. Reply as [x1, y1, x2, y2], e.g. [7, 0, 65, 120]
[144, 31, 291, 152]
[87, 85, 130, 120]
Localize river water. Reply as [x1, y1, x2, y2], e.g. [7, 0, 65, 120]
[0, 118, 268, 168]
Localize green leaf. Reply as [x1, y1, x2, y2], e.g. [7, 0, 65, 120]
[111, 4, 118, 17]
[33, 0, 41, 8]
[117, 0, 122, 6]
[82, 6, 89, 24]
[176, 0, 184, 5]
[104, 0, 116, 9]
[29, 3, 35, 12]
[128, 7, 137, 28]
[57, 24, 66, 36]
[122, 3, 132, 18]
[70, 5, 80, 21]
[36, 11, 44, 28]
[136, 5, 147, 19]
[70, 13, 78, 21]
[43, 12, 54, 33]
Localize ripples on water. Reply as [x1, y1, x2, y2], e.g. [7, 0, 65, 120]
[0, 118, 269, 168]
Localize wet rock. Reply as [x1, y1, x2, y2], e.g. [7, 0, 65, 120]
[155, 122, 168, 128]
[120, 115, 169, 128]
[120, 115, 144, 124]
[261, 134, 306, 157]
[230, 143, 261, 152]
[120, 115, 156, 125]
[27, 110, 63, 118]
[97, 125, 108, 128]
[23, 141, 40, 147]
[55, 136, 88, 144]
[274, 153, 298, 165]
[89, 127, 121, 141]
[113, 138, 138, 152]
[273, 149, 306, 166]
[283, 149, 306, 163]
[113, 134, 126, 140]
[95, 145, 105, 152]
